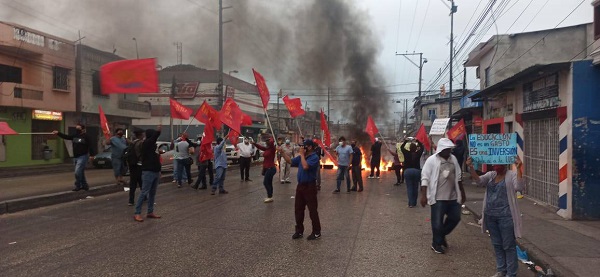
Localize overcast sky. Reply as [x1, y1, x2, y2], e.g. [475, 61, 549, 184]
[0, 0, 593, 115]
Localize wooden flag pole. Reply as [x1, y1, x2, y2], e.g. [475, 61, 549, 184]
[295, 120, 303, 138]
[18, 132, 54, 135]
[263, 108, 276, 139]
[378, 133, 391, 150]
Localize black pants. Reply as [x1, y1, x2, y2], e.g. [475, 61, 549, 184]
[350, 165, 363, 190]
[370, 158, 381, 177]
[239, 156, 251, 180]
[195, 161, 214, 188]
[393, 164, 404, 183]
[128, 166, 142, 204]
[295, 183, 321, 235]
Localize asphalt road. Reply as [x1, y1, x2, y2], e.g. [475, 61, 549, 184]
[0, 166, 534, 277]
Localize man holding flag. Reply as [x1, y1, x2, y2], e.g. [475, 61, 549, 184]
[53, 124, 96, 191]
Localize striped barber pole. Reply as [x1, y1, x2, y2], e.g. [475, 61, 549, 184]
[557, 106, 569, 216]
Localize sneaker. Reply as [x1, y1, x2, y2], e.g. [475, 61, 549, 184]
[177, 184, 182, 188]
[367, 176, 374, 179]
[264, 198, 274, 203]
[133, 215, 144, 222]
[332, 189, 340, 194]
[357, 188, 364, 192]
[292, 233, 303, 239]
[490, 273, 506, 277]
[307, 233, 321, 240]
[376, 176, 380, 179]
[172, 180, 176, 183]
[211, 190, 216, 195]
[346, 190, 351, 194]
[431, 243, 445, 254]
[285, 180, 291, 184]
[219, 190, 229, 194]
[245, 179, 252, 182]
[280, 181, 285, 184]
[441, 239, 449, 249]
[128, 202, 134, 206]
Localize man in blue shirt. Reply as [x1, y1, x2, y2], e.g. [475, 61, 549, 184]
[212, 137, 229, 195]
[107, 128, 128, 185]
[279, 139, 321, 240]
[334, 136, 353, 193]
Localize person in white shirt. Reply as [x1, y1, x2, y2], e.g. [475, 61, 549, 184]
[279, 139, 295, 183]
[420, 138, 466, 254]
[237, 137, 256, 182]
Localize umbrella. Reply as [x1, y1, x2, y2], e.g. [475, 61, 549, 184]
[0, 122, 18, 135]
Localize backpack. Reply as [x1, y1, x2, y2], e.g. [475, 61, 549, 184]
[124, 139, 143, 167]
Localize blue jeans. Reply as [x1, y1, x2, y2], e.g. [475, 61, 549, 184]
[487, 214, 518, 277]
[176, 158, 192, 185]
[212, 167, 226, 191]
[430, 200, 461, 246]
[111, 156, 125, 177]
[404, 168, 421, 206]
[173, 159, 187, 181]
[263, 167, 276, 198]
[336, 165, 351, 191]
[73, 154, 89, 189]
[135, 171, 160, 215]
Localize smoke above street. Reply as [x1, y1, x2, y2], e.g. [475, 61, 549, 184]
[2, 0, 392, 141]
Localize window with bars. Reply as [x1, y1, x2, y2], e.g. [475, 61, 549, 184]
[52, 66, 70, 90]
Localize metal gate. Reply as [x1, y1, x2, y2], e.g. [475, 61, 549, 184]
[523, 118, 559, 207]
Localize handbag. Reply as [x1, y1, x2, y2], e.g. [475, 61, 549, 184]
[185, 157, 194, 166]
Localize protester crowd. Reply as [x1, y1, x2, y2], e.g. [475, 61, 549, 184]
[51, 125, 524, 277]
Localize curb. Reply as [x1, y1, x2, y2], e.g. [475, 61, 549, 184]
[0, 162, 261, 215]
[462, 203, 576, 277]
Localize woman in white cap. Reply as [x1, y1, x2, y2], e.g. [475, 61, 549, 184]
[420, 138, 465, 254]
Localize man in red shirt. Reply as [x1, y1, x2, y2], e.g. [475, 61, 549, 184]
[253, 136, 277, 203]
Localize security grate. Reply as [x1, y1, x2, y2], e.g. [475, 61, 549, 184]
[523, 118, 559, 207]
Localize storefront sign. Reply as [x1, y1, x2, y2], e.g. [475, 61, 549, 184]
[468, 133, 517, 165]
[429, 118, 451, 135]
[523, 74, 559, 112]
[174, 82, 199, 99]
[473, 115, 483, 127]
[461, 91, 483, 109]
[32, 110, 63, 121]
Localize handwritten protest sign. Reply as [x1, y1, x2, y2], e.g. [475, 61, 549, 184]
[468, 133, 517, 165]
[429, 118, 450, 135]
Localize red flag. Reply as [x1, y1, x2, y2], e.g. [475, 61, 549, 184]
[201, 122, 215, 146]
[220, 98, 242, 133]
[0, 122, 18, 135]
[170, 98, 193, 120]
[252, 68, 270, 109]
[365, 116, 379, 143]
[100, 58, 158, 94]
[194, 100, 222, 130]
[282, 95, 305, 118]
[314, 139, 337, 166]
[241, 112, 253, 126]
[415, 123, 431, 150]
[320, 109, 331, 147]
[228, 129, 240, 146]
[446, 119, 467, 141]
[99, 105, 110, 140]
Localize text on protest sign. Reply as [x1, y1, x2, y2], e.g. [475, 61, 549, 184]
[468, 133, 517, 165]
[429, 118, 451, 135]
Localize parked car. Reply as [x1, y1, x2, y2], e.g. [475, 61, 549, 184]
[93, 150, 113, 169]
[156, 141, 175, 171]
[226, 137, 261, 164]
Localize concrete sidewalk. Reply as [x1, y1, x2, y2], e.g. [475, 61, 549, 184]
[462, 181, 600, 277]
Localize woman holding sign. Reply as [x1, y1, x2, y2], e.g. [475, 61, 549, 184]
[466, 156, 524, 277]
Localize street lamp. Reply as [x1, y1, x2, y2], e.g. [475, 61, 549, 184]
[395, 52, 427, 124]
[228, 70, 238, 75]
[132, 37, 139, 59]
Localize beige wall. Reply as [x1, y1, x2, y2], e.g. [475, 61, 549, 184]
[0, 22, 76, 112]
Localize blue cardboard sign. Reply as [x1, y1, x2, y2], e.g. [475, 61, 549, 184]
[468, 133, 517, 165]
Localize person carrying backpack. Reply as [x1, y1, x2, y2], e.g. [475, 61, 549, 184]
[127, 130, 145, 206]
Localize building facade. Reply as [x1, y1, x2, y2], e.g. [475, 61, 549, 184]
[466, 22, 600, 219]
[0, 22, 76, 167]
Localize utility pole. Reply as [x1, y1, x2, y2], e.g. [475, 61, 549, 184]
[327, 87, 330, 124]
[174, 42, 182, 65]
[449, 0, 457, 117]
[395, 52, 426, 125]
[218, 0, 232, 110]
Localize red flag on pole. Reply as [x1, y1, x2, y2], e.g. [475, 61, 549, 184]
[220, 98, 242, 134]
[252, 68, 270, 109]
[100, 58, 159, 94]
[0, 122, 18, 135]
[241, 112, 253, 126]
[314, 139, 337, 166]
[446, 119, 467, 141]
[194, 100, 222, 130]
[169, 98, 193, 120]
[201, 122, 215, 146]
[320, 109, 331, 147]
[365, 116, 379, 143]
[99, 105, 111, 140]
[228, 129, 240, 146]
[415, 123, 431, 150]
[282, 95, 305, 118]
